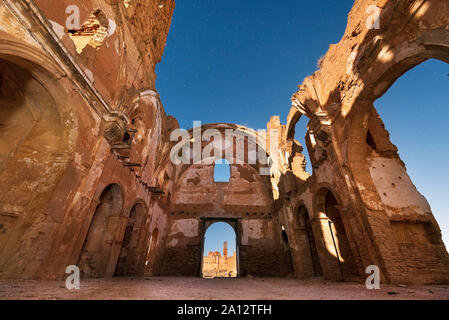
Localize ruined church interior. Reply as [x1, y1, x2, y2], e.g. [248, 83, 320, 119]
[0, 0, 449, 301]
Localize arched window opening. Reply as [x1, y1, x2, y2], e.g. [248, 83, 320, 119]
[293, 116, 312, 175]
[373, 59, 449, 249]
[202, 222, 237, 278]
[213, 159, 231, 182]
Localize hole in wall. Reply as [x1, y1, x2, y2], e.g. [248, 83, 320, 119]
[293, 116, 312, 174]
[213, 159, 230, 182]
[68, 9, 109, 54]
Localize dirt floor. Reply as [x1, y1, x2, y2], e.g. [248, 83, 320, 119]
[0, 277, 448, 300]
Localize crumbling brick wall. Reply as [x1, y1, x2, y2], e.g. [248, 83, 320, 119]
[277, 0, 449, 284]
[0, 0, 175, 280]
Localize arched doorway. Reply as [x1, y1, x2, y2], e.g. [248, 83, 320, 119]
[114, 202, 147, 277]
[78, 184, 124, 278]
[315, 188, 358, 280]
[201, 221, 238, 278]
[293, 116, 313, 175]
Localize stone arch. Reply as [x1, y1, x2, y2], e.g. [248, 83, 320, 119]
[313, 187, 359, 280]
[0, 33, 66, 76]
[285, 107, 310, 142]
[371, 32, 449, 100]
[283, 2, 449, 284]
[347, 35, 449, 184]
[279, 226, 295, 276]
[78, 183, 124, 278]
[344, 38, 449, 282]
[0, 39, 78, 278]
[282, 108, 313, 182]
[114, 201, 148, 276]
[203, 218, 238, 235]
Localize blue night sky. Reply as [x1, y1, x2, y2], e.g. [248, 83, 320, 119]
[156, 1, 449, 252]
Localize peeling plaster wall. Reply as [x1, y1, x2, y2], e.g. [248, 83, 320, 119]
[143, 199, 168, 276]
[172, 164, 272, 215]
[170, 219, 199, 238]
[276, 0, 449, 284]
[369, 157, 432, 217]
[0, 0, 175, 280]
[241, 219, 264, 245]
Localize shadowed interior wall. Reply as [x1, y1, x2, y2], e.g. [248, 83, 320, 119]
[324, 191, 359, 279]
[0, 56, 76, 278]
[78, 184, 124, 278]
[115, 203, 147, 276]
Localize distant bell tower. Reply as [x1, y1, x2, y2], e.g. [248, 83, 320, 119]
[223, 241, 228, 258]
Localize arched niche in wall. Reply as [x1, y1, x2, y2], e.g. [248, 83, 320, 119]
[0, 40, 78, 277]
[346, 33, 449, 210]
[78, 184, 124, 278]
[115, 202, 148, 277]
[285, 108, 313, 178]
[314, 188, 358, 280]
